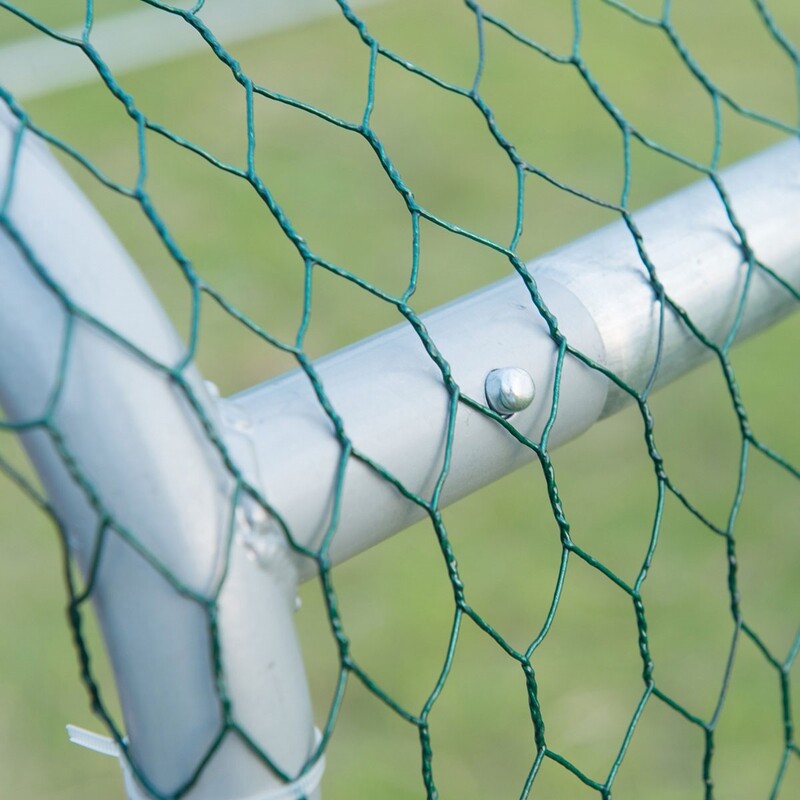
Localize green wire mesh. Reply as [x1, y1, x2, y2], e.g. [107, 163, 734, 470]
[1, 0, 799, 798]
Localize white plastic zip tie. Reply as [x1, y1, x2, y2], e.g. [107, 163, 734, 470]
[66, 724, 326, 800]
[66, 725, 148, 800]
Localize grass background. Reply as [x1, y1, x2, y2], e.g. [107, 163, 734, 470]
[0, 0, 798, 798]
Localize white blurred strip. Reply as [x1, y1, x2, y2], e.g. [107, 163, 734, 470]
[0, 0, 387, 100]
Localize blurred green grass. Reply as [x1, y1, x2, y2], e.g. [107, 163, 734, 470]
[0, 1, 798, 798]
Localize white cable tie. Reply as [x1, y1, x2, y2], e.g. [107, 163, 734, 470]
[67, 724, 326, 800]
[240, 738, 326, 800]
[66, 725, 149, 800]
[66, 724, 121, 757]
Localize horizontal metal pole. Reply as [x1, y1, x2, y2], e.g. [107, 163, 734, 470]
[229, 139, 800, 581]
[537, 140, 800, 418]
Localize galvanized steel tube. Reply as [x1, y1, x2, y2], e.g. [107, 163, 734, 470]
[0, 108, 318, 800]
[229, 139, 800, 579]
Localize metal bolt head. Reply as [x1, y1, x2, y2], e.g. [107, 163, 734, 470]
[485, 367, 535, 417]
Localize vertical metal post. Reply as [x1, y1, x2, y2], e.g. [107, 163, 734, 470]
[0, 108, 321, 798]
